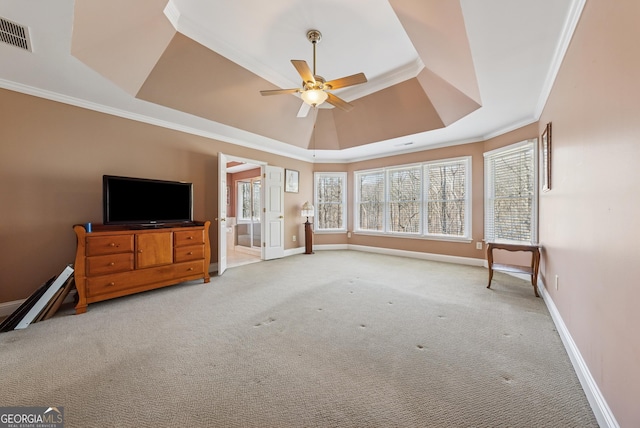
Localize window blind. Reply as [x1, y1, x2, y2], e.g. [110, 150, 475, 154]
[484, 141, 536, 243]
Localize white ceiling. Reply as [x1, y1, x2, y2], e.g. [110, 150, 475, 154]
[0, 0, 584, 162]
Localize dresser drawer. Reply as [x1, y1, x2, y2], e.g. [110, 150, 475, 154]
[174, 229, 205, 247]
[86, 234, 134, 256]
[174, 245, 204, 262]
[86, 265, 173, 298]
[86, 261, 204, 298]
[86, 253, 134, 276]
[173, 260, 205, 277]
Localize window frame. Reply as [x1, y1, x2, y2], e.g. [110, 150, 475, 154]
[236, 179, 261, 224]
[423, 157, 472, 240]
[483, 139, 539, 245]
[314, 172, 348, 233]
[354, 156, 472, 242]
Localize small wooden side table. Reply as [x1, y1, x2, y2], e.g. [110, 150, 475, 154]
[486, 242, 540, 297]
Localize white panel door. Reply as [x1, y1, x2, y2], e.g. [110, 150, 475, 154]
[217, 152, 228, 275]
[263, 165, 285, 260]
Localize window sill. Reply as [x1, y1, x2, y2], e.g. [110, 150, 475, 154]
[314, 229, 347, 234]
[353, 231, 472, 244]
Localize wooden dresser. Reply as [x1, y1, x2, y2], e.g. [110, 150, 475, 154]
[72, 221, 211, 314]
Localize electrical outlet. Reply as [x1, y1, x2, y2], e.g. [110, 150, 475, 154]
[347, 232, 352, 238]
[292, 235, 296, 242]
[476, 242, 483, 250]
[555, 275, 559, 291]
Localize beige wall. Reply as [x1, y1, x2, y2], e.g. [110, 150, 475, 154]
[0, 89, 313, 302]
[538, 0, 640, 425]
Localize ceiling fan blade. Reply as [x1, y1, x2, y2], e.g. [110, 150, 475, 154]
[324, 73, 367, 90]
[260, 88, 300, 96]
[296, 102, 311, 118]
[326, 92, 354, 112]
[291, 60, 315, 85]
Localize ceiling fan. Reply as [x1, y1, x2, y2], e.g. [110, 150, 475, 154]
[260, 29, 367, 117]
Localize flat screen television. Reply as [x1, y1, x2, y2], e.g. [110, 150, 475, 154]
[103, 175, 193, 226]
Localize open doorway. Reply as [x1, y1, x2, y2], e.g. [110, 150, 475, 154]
[226, 160, 263, 269]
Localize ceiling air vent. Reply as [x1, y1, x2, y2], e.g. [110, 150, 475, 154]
[0, 16, 31, 51]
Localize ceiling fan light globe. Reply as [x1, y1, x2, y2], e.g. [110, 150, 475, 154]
[301, 89, 328, 107]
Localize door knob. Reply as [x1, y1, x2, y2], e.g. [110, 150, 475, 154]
[279, 215, 284, 219]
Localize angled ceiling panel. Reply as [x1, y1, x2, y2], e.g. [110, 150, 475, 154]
[328, 79, 445, 150]
[415, 67, 481, 126]
[389, 0, 482, 106]
[136, 33, 314, 149]
[71, 0, 176, 96]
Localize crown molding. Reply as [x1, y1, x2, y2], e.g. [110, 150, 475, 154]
[534, 0, 586, 118]
[0, 78, 313, 163]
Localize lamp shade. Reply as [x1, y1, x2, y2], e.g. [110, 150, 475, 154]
[300, 89, 328, 107]
[301, 201, 315, 218]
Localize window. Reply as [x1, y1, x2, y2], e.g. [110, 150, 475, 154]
[425, 159, 468, 237]
[484, 140, 537, 244]
[355, 157, 471, 240]
[237, 179, 261, 222]
[388, 166, 421, 234]
[314, 172, 347, 231]
[356, 170, 384, 232]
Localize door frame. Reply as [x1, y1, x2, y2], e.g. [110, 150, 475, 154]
[218, 153, 267, 274]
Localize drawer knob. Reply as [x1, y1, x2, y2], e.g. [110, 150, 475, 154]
[187, 236, 193, 240]
[188, 267, 194, 271]
[109, 243, 116, 247]
[109, 262, 115, 266]
[138, 250, 143, 253]
[107, 282, 115, 287]
[187, 251, 193, 255]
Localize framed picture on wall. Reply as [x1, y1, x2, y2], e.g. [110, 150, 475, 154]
[540, 122, 552, 191]
[285, 169, 299, 193]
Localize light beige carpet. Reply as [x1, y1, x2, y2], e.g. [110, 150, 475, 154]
[0, 251, 598, 427]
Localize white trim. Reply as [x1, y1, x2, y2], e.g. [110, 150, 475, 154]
[314, 172, 348, 232]
[0, 79, 313, 163]
[284, 247, 306, 257]
[313, 244, 349, 251]
[352, 230, 472, 244]
[354, 156, 472, 240]
[534, 0, 587, 118]
[483, 139, 538, 243]
[314, 244, 484, 267]
[538, 279, 620, 428]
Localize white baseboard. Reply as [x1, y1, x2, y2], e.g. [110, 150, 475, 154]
[538, 280, 620, 428]
[284, 247, 306, 257]
[326, 244, 485, 267]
